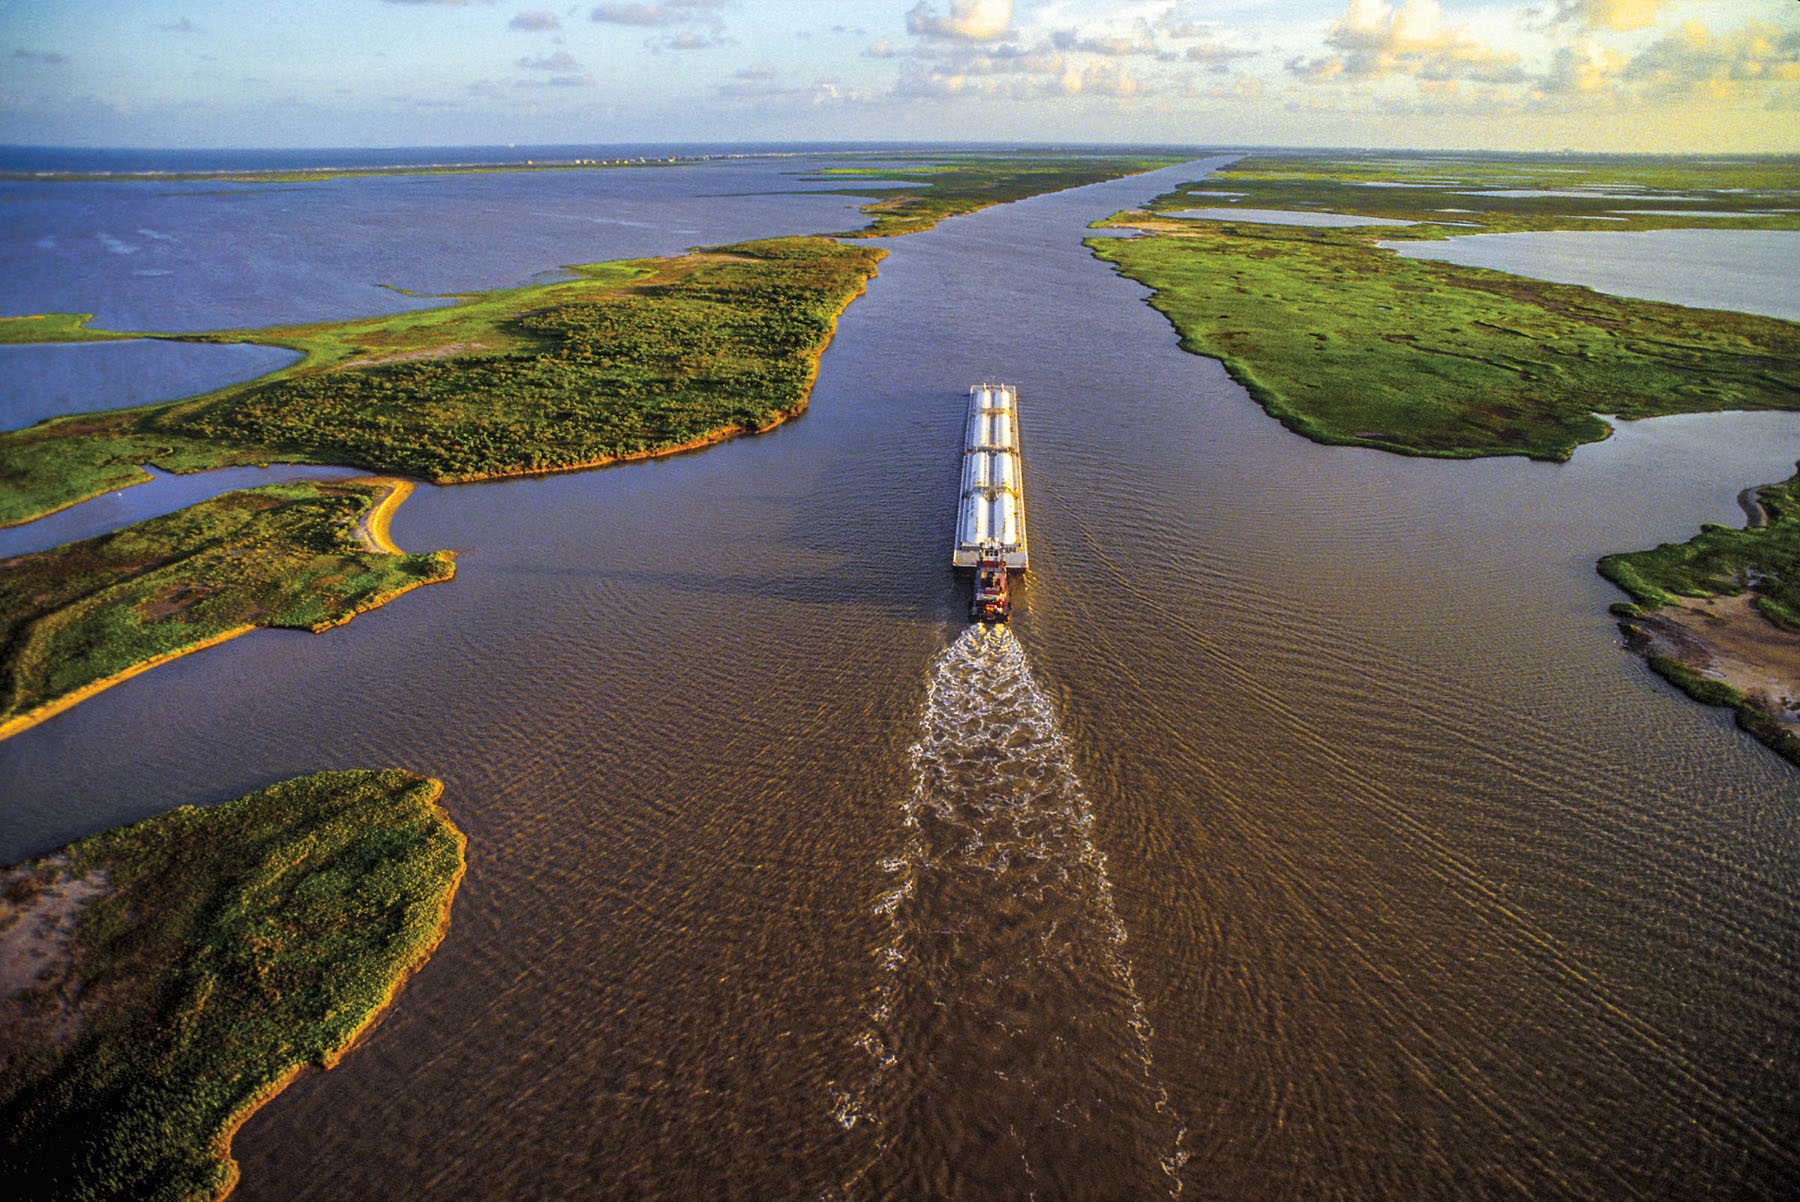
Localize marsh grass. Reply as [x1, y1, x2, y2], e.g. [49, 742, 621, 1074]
[0, 479, 453, 735]
[0, 237, 882, 524]
[1600, 473, 1800, 631]
[0, 770, 464, 1202]
[1090, 152, 1800, 460]
[819, 155, 1181, 237]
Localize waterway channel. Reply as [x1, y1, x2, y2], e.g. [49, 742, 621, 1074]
[2, 158, 1797, 1199]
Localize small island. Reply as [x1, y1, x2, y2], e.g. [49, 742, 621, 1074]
[0, 477, 454, 742]
[0, 237, 886, 527]
[1602, 467, 1800, 766]
[1087, 152, 1800, 461]
[0, 769, 466, 1202]
[1088, 151, 1800, 766]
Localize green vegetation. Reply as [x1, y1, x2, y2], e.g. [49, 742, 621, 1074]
[1089, 152, 1800, 460]
[1601, 470, 1800, 766]
[0, 479, 453, 739]
[818, 154, 1181, 237]
[1152, 151, 1800, 236]
[0, 769, 465, 1202]
[0, 314, 132, 344]
[0, 237, 882, 525]
[1644, 654, 1800, 764]
[1600, 473, 1800, 632]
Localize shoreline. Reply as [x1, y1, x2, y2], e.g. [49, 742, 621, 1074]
[207, 779, 467, 1200]
[1619, 594, 1800, 766]
[0, 480, 454, 745]
[0, 770, 467, 1201]
[0, 624, 255, 744]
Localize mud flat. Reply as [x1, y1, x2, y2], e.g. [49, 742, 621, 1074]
[1604, 467, 1800, 765]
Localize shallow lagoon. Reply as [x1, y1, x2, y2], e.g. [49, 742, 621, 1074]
[0, 339, 299, 432]
[1382, 228, 1800, 321]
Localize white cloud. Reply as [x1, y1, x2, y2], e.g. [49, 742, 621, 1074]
[1537, 38, 1626, 94]
[508, 10, 561, 31]
[1624, 20, 1800, 97]
[1291, 0, 1525, 85]
[1547, 0, 1664, 33]
[517, 51, 583, 70]
[591, 0, 725, 27]
[906, 0, 1013, 43]
[1050, 22, 1158, 58]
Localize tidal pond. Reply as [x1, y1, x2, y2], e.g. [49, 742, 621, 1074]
[1383, 228, 1800, 320]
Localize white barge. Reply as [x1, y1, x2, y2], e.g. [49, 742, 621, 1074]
[954, 383, 1027, 621]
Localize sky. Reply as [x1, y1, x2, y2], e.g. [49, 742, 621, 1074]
[2, 0, 1796, 152]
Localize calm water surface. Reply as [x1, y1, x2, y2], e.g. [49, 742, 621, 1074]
[1383, 228, 1800, 321]
[2, 158, 1797, 1200]
[0, 156, 881, 330]
[0, 340, 300, 432]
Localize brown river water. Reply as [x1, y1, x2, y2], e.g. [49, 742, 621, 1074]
[3, 159, 1799, 1199]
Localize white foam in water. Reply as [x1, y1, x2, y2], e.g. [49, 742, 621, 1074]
[833, 624, 1188, 1198]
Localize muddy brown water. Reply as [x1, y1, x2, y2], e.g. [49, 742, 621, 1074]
[3, 159, 1798, 1199]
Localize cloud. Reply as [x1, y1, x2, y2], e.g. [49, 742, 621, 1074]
[1537, 39, 1626, 94]
[1623, 20, 1800, 97]
[906, 0, 1013, 43]
[11, 49, 68, 65]
[658, 31, 720, 49]
[159, 18, 199, 33]
[865, 38, 897, 58]
[517, 50, 583, 70]
[1053, 61, 1150, 96]
[1185, 41, 1252, 67]
[1050, 23, 1158, 58]
[909, 42, 1066, 76]
[1546, 0, 1663, 33]
[509, 10, 561, 31]
[717, 61, 781, 94]
[1291, 0, 1525, 85]
[1184, 73, 1266, 102]
[514, 73, 597, 87]
[591, 0, 724, 26]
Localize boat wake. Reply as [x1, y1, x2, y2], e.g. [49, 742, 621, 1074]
[833, 624, 1187, 1200]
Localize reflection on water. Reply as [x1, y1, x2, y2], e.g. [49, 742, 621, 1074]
[838, 624, 1184, 1199]
[1381, 228, 1800, 321]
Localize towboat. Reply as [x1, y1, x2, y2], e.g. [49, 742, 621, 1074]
[953, 383, 1028, 621]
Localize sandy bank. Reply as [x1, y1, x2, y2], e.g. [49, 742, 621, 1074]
[1622, 592, 1800, 752]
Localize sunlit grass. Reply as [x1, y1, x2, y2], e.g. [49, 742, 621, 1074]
[0, 769, 465, 1202]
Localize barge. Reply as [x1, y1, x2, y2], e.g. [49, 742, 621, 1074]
[953, 383, 1028, 622]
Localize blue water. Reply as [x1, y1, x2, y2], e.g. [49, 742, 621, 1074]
[0, 155, 897, 330]
[0, 340, 299, 432]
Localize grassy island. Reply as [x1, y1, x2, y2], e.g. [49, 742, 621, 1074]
[1089, 153, 1800, 460]
[815, 154, 1181, 237]
[0, 769, 465, 1202]
[0, 478, 453, 741]
[1601, 469, 1800, 765]
[0, 236, 883, 525]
